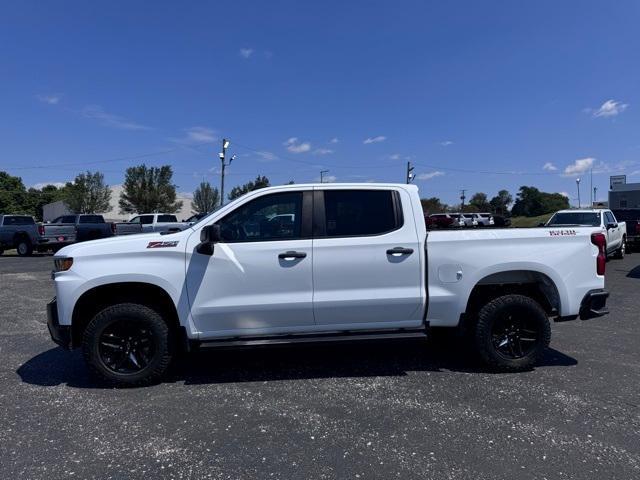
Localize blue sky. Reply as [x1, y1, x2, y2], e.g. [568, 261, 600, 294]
[1, 0, 638, 205]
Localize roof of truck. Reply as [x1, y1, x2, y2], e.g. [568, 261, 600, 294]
[554, 209, 607, 214]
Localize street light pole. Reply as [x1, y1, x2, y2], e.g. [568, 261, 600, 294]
[406, 162, 415, 184]
[576, 178, 581, 208]
[219, 138, 235, 207]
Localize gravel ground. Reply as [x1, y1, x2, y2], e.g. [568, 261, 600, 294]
[1, 252, 639, 479]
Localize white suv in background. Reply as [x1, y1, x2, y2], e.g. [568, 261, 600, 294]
[470, 213, 495, 227]
[450, 213, 478, 227]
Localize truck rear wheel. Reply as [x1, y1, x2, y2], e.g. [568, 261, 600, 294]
[16, 237, 33, 257]
[474, 294, 550, 372]
[614, 237, 626, 259]
[82, 303, 173, 386]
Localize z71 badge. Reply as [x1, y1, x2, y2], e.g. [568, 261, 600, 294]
[147, 241, 179, 248]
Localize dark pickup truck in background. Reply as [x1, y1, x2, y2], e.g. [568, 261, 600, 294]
[51, 215, 113, 242]
[611, 209, 640, 252]
[0, 214, 76, 256]
[50, 214, 143, 241]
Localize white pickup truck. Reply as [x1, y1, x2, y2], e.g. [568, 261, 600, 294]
[47, 183, 609, 385]
[545, 209, 627, 259]
[127, 213, 190, 234]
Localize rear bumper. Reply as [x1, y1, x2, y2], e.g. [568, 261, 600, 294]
[579, 289, 609, 320]
[47, 298, 73, 349]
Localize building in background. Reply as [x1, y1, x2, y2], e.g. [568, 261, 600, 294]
[609, 175, 640, 209]
[42, 185, 193, 222]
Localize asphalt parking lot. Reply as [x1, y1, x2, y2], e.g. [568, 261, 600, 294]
[1, 253, 639, 479]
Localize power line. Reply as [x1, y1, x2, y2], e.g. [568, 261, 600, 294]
[1, 141, 217, 171]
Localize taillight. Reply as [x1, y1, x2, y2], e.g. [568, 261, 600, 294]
[591, 232, 606, 276]
[110, 222, 117, 234]
[38, 225, 45, 236]
[635, 223, 640, 234]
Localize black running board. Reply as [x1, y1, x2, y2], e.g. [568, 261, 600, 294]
[194, 328, 427, 349]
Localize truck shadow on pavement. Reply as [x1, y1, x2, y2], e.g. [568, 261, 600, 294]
[625, 265, 640, 279]
[17, 336, 578, 389]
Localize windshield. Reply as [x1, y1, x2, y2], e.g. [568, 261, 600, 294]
[547, 212, 600, 227]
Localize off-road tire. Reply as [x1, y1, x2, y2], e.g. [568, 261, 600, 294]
[82, 303, 173, 386]
[474, 294, 551, 372]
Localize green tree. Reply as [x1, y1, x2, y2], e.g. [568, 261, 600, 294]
[0, 171, 29, 214]
[228, 175, 271, 201]
[511, 186, 569, 217]
[489, 189, 513, 215]
[469, 192, 491, 212]
[119, 164, 183, 214]
[420, 197, 447, 214]
[191, 181, 219, 213]
[64, 171, 112, 214]
[27, 184, 67, 221]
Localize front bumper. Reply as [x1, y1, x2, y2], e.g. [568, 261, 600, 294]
[579, 289, 609, 320]
[47, 298, 73, 349]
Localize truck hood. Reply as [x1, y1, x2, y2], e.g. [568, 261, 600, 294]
[54, 229, 193, 258]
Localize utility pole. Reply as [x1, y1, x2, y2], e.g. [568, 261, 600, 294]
[460, 189, 466, 211]
[218, 138, 235, 207]
[590, 168, 593, 206]
[576, 178, 581, 208]
[594, 186, 598, 204]
[406, 162, 415, 184]
[320, 170, 329, 183]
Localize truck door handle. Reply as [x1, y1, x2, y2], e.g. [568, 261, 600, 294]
[278, 251, 307, 260]
[386, 247, 414, 256]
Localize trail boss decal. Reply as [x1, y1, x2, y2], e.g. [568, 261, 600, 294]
[549, 229, 577, 236]
[147, 241, 179, 248]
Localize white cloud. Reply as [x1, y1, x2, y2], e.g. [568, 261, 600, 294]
[440, 140, 454, 146]
[313, 148, 334, 155]
[543, 162, 558, 171]
[32, 182, 66, 189]
[559, 192, 570, 198]
[171, 126, 217, 144]
[283, 137, 311, 153]
[564, 157, 595, 175]
[36, 94, 61, 105]
[317, 174, 337, 183]
[256, 151, 277, 162]
[239, 48, 254, 59]
[363, 135, 386, 144]
[389, 153, 401, 160]
[590, 99, 628, 118]
[82, 105, 152, 131]
[329, 137, 339, 144]
[416, 171, 445, 180]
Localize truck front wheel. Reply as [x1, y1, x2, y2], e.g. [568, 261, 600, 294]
[474, 294, 551, 372]
[82, 303, 173, 386]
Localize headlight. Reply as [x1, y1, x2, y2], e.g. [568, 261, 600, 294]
[54, 257, 73, 272]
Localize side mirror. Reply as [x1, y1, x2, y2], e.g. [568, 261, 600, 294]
[606, 222, 617, 230]
[197, 224, 221, 255]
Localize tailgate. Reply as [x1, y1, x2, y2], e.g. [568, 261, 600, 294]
[42, 225, 76, 240]
[115, 223, 143, 235]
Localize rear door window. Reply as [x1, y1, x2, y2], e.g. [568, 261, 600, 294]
[157, 215, 178, 223]
[322, 190, 400, 237]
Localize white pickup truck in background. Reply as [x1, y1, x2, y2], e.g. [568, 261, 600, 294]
[127, 213, 191, 234]
[47, 183, 609, 385]
[546, 209, 627, 259]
